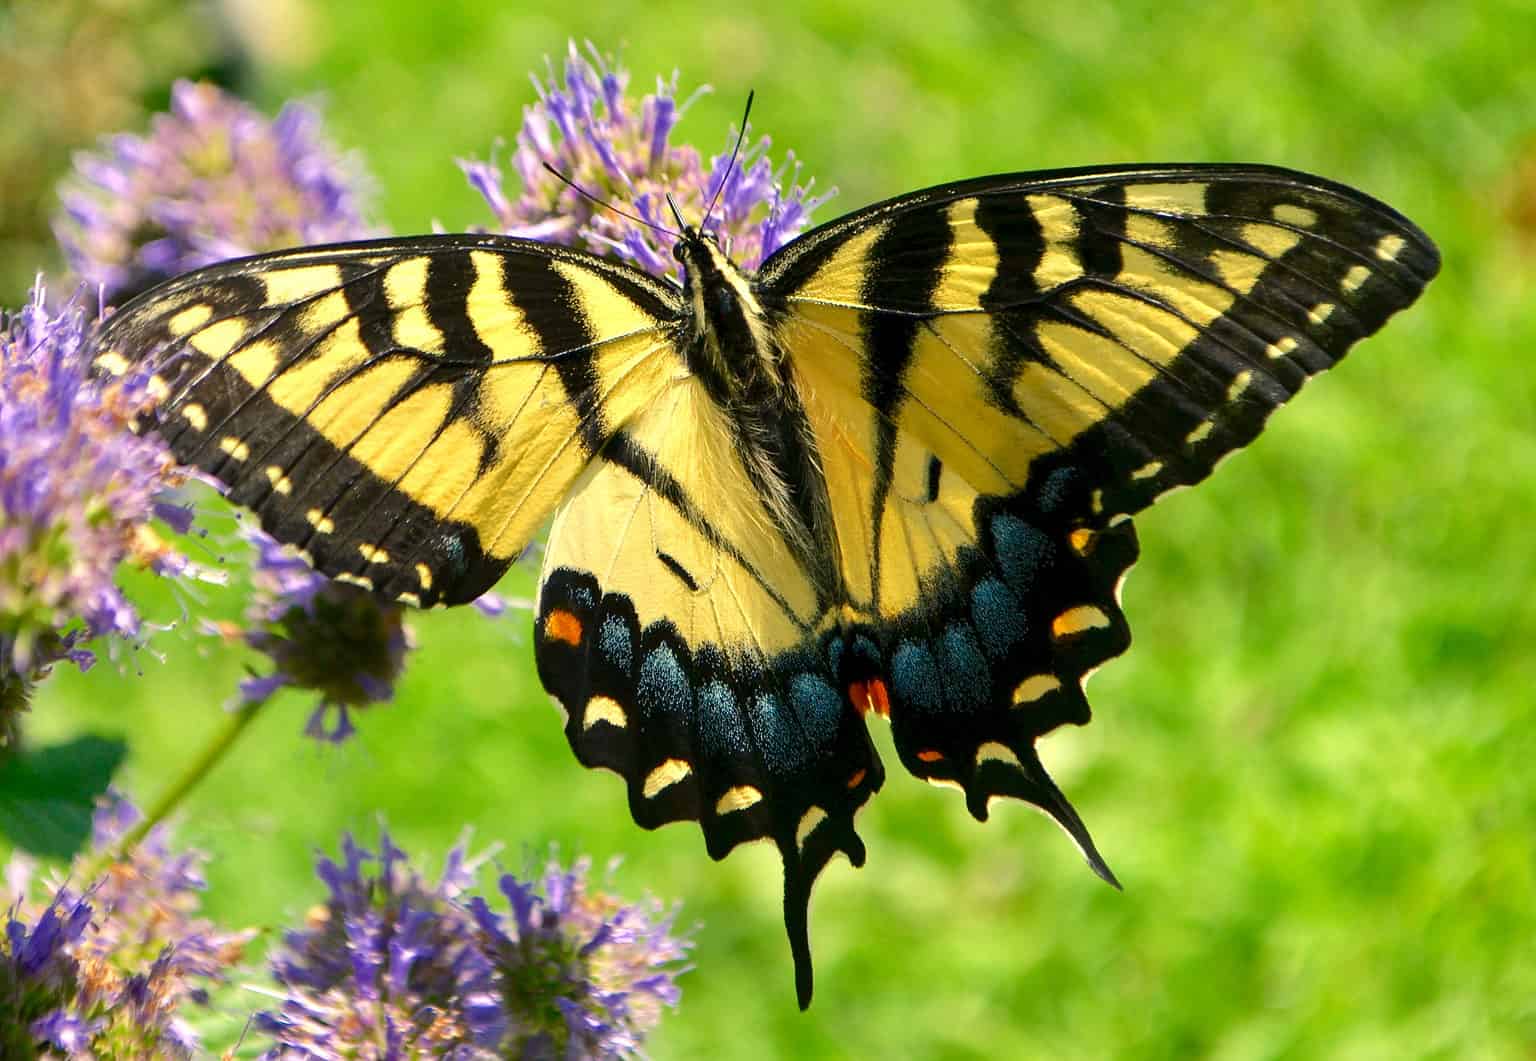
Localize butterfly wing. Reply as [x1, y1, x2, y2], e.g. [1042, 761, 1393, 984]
[762, 164, 1439, 876]
[92, 235, 682, 604]
[532, 362, 884, 1009]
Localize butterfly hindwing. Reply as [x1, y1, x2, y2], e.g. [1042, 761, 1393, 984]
[532, 371, 884, 1008]
[765, 163, 1439, 867]
[92, 235, 680, 605]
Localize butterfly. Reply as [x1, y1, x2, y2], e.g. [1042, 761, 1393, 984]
[91, 162, 1438, 1007]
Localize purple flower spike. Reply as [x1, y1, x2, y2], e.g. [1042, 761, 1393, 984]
[55, 79, 378, 305]
[255, 836, 690, 1059]
[462, 40, 832, 278]
[0, 282, 214, 735]
[1, 795, 251, 1058]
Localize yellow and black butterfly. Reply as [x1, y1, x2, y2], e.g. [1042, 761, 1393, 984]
[91, 162, 1438, 1006]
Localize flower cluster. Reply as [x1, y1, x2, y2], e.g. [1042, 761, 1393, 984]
[55, 79, 376, 305]
[209, 527, 416, 742]
[0, 797, 252, 1058]
[462, 41, 831, 277]
[254, 832, 691, 1059]
[0, 283, 210, 738]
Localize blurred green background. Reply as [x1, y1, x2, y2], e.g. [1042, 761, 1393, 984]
[7, 0, 1536, 1056]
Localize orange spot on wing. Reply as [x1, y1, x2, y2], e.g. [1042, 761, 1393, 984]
[916, 749, 944, 763]
[848, 677, 892, 718]
[544, 609, 583, 646]
[866, 678, 891, 717]
[846, 768, 867, 789]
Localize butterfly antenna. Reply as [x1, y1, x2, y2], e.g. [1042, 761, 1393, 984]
[540, 162, 679, 238]
[665, 192, 688, 232]
[701, 89, 755, 234]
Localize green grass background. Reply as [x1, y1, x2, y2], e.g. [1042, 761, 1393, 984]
[12, 0, 1536, 1056]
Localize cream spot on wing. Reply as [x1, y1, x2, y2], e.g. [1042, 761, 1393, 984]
[1122, 181, 1208, 215]
[181, 403, 208, 430]
[1341, 264, 1371, 294]
[1265, 336, 1299, 360]
[147, 375, 171, 401]
[1130, 460, 1163, 481]
[264, 466, 293, 495]
[415, 562, 433, 590]
[1211, 249, 1268, 295]
[218, 436, 250, 461]
[1272, 203, 1318, 227]
[168, 304, 214, 336]
[1240, 222, 1303, 259]
[396, 591, 422, 607]
[358, 544, 390, 564]
[262, 264, 343, 305]
[643, 758, 692, 799]
[189, 317, 249, 359]
[796, 806, 828, 851]
[1226, 370, 1254, 401]
[306, 508, 336, 534]
[1186, 420, 1215, 445]
[334, 572, 373, 589]
[976, 742, 1023, 768]
[714, 785, 764, 816]
[1012, 674, 1061, 704]
[1052, 605, 1111, 638]
[1308, 302, 1335, 325]
[583, 695, 627, 730]
[1375, 234, 1406, 262]
[94, 351, 130, 376]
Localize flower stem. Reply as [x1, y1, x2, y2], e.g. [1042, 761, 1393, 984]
[80, 697, 267, 880]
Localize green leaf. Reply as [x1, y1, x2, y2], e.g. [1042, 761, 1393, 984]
[0, 735, 127, 858]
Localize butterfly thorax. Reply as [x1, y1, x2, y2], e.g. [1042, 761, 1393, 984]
[674, 229, 781, 398]
[672, 228, 842, 606]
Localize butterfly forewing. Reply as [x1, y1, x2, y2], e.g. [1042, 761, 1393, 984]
[764, 162, 1438, 883]
[92, 235, 682, 605]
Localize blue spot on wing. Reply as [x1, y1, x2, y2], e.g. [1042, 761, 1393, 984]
[698, 680, 748, 759]
[599, 614, 633, 674]
[788, 673, 841, 752]
[970, 578, 1026, 660]
[749, 692, 799, 778]
[939, 625, 991, 713]
[891, 640, 942, 716]
[638, 644, 690, 718]
[991, 512, 1053, 594]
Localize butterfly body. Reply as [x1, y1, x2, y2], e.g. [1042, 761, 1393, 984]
[90, 163, 1439, 1007]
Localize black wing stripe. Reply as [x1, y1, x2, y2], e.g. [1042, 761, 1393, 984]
[601, 434, 814, 633]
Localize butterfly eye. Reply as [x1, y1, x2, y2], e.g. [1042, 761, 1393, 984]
[671, 240, 687, 263]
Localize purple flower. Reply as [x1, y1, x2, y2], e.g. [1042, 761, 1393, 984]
[0, 282, 213, 739]
[212, 527, 415, 742]
[0, 795, 252, 1058]
[55, 79, 378, 305]
[461, 41, 832, 277]
[254, 834, 690, 1059]
[472, 856, 691, 1058]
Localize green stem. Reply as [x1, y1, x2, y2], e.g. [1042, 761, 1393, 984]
[79, 696, 267, 881]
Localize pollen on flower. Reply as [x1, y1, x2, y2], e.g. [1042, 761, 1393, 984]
[461, 40, 833, 278]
